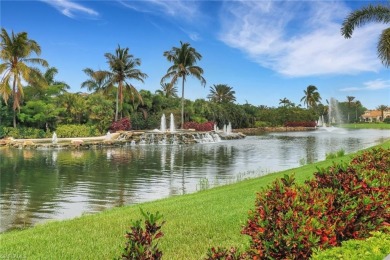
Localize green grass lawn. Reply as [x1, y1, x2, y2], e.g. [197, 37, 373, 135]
[339, 123, 390, 129]
[1, 140, 389, 260]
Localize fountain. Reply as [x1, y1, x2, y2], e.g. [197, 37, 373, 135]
[160, 114, 166, 133]
[328, 98, 343, 125]
[52, 132, 57, 144]
[170, 113, 176, 133]
[227, 122, 232, 135]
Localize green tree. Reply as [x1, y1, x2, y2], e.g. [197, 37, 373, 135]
[87, 93, 114, 133]
[161, 41, 206, 128]
[156, 82, 178, 98]
[341, 2, 390, 67]
[279, 97, 292, 107]
[377, 104, 388, 121]
[0, 28, 48, 127]
[105, 45, 147, 121]
[300, 85, 321, 108]
[18, 100, 61, 130]
[346, 96, 355, 123]
[207, 84, 236, 103]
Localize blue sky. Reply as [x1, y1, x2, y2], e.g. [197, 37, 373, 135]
[2, 0, 389, 109]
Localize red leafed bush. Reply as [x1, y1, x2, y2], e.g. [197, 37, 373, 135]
[183, 121, 214, 131]
[110, 117, 131, 132]
[284, 121, 317, 127]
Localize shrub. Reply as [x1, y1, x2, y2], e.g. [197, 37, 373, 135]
[205, 247, 245, 260]
[118, 209, 165, 260]
[183, 121, 214, 131]
[254, 121, 270, 127]
[0, 127, 48, 139]
[56, 124, 98, 138]
[311, 231, 390, 260]
[110, 117, 131, 132]
[284, 121, 317, 127]
[383, 117, 390, 124]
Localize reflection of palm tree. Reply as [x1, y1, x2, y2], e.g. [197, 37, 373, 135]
[207, 84, 236, 103]
[0, 28, 48, 127]
[105, 45, 147, 121]
[300, 85, 321, 108]
[161, 41, 206, 128]
[341, 2, 390, 67]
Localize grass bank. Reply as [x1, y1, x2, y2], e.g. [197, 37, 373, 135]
[339, 123, 390, 129]
[1, 140, 389, 260]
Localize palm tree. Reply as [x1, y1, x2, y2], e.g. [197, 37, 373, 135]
[207, 84, 236, 103]
[279, 97, 291, 107]
[377, 104, 388, 121]
[346, 96, 355, 123]
[161, 41, 206, 128]
[105, 45, 147, 121]
[156, 82, 178, 98]
[81, 68, 111, 94]
[341, 2, 390, 67]
[300, 85, 321, 108]
[0, 28, 48, 127]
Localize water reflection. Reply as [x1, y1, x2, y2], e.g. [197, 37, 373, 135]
[0, 129, 389, 232]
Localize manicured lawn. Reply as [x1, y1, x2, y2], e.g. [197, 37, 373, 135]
[0, 140, 389, 259]
[340, 123, 390, 130]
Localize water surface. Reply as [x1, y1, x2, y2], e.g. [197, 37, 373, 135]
[1, 128, 389, 232]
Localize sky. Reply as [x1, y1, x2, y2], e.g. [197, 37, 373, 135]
[2, 0, 389, 109]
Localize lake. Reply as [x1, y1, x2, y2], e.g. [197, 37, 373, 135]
[1, 128, 389, 232]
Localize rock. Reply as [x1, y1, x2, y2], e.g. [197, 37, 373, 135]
[71, 139, 84, 146]
[23, 140, 35, 147]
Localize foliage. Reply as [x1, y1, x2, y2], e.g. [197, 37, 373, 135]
[110, 117, 132, 132]
[0, 126, 48, 138]
[18, 100, 61, 130]
[254, 121, 270, 127]
[325, 149, 345, 159]
[118, 209, 165, 260]
[209, 148, 390, 259]
[384, 117, 390, 123]
[183, 121, 214, 131]
[311, 231, 390, 260]
[55, 124, 98, 138]
[284, 121, 317, 127]
[208, 84, 236, 103]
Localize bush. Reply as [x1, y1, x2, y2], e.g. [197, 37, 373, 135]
[118, 209, 165, 260]
[183, 121, 214, 131]
[110, 117, 131, 132]
[311, 231, 390, 260]
[0, 127, 48, 139]
[208, 148, 390, 259]
[56, 124, 98, 138]
[284, 121, 317, 127]
[254, 121, 270, 127]
[383, 117, 390, 124]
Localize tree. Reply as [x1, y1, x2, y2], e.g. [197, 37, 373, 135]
[279, 97, 292, 107]
[377, 104, 388, 121]
[155, 82, 178, 98]
[81, 68, 111, 94]
[105, 45, 147, 121]
[161, 41, 206, 128]
[341, 2, 390, 67]
[0, 28, 48, 127]
[300, 85, 321, 108]
[207, 84, 236, 103]
[346, 96, 355, 123]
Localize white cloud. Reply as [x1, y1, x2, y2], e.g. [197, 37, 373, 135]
[219, 0, 386, 77]
[340, 79, 390, 92]
[117, 0, 201, 21]
[40, 0, 99, 18]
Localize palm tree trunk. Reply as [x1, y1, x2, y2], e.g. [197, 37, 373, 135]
[181, 77, 185, 129]
[115, 86, 119, 121]
[12, 76, 17, 128]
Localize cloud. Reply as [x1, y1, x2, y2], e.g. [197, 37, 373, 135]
[340, 79, 390, 92]
[219, 0, 386, 77]
[40, 0, 99, 18]
[117, 0, 201, 21]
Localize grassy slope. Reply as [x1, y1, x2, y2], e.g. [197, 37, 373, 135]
[1, 140, 389, 260]
[339, 123, 390, 129]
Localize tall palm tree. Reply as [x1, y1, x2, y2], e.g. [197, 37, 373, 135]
[81, 68, 111, 94]
[279, 97, 291, 107]
[377, 104, 388, 121]
[341, 2, 390, 67]
[105, 45, 147, 121]
[300, 85, 321, 108]
[161, 41, 206, 128]
[0, 28, 48, 127]
[346, 96, 355, 123]
[207, 84, 236, 103]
